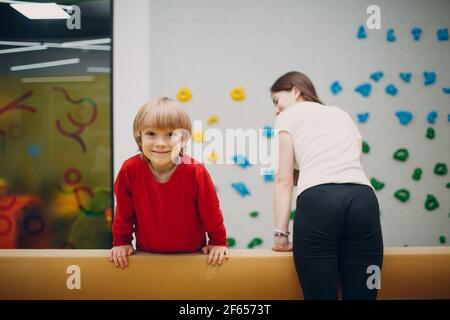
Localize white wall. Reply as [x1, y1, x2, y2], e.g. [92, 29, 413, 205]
[113, 0, 151, 176]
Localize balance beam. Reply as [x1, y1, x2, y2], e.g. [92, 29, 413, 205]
[0, 247, 449, 299]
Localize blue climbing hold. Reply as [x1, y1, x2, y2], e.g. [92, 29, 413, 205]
[411, 27, 422, 41]
[437, 28, 449, 41]
[262, 169, 275, 182]
[357, 25, 367, 39]
[395, 111, 413, 125]
[262, 126, 274, 138]
[448, 114, 450, 122]
[231, 182, 251, 197]
[442, 87, 450, 94]
[387, 28, 396, 42]
[28, 144, 40, 157]
[357, 112, 369, 123]
[427, 111, 438, 124]
[423, 71, 436, 85]
[399, 72, 412, 83]
[330, 81, 342, 95]
[370, 71, 384, 82]
[232, 154, 251, 168]
[355, 83, 371, 97]
[385, 84, 398, 96]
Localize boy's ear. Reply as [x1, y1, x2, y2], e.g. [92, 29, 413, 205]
[179, 132, 191, 157]
[181, 133, 191, 147]
[136, 135, 142, 152]
[174, 129, 191, 147]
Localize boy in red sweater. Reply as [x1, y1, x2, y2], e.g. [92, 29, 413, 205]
[110, 97, 229, 268]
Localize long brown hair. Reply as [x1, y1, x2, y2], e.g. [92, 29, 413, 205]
[270, 71, 323, 105]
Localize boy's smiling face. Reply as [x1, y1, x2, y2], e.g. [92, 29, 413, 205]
[141, 127, 184, 167]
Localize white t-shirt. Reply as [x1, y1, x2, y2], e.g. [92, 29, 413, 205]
[274, 101, 374, 198]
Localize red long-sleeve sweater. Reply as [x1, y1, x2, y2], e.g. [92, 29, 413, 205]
[112, 154, 227, 253]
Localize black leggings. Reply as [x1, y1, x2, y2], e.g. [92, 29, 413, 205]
[293, 183, 384, 300]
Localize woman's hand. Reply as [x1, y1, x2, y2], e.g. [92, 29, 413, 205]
[110, 245, 134, 269]
[272, 235, 293, 252]
[202, 245, 230, 266]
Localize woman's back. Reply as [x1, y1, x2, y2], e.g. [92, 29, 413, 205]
[275, 101, 373, 197]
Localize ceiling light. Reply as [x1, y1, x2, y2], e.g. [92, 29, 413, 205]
[44, 42, 111, 51]
[61, 38, 112, 47]
[11, 58, 80, 71]
[87, 67, 110, 73]
[10, 2, 70, 19]
[21, 76, 94, 83]
[0, 41, 42, 46]
[0, 45, 47, 54]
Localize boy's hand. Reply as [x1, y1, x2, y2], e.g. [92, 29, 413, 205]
[202, 245, 230, 266]
[272, 235, 293, 252]
[110, 245, 134, 269]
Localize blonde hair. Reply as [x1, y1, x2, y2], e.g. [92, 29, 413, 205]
[133, 97, 192, 155]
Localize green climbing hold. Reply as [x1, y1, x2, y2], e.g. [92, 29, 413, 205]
[227, 238, 236, 247]
[362, 141, 370, 154]
[370, 177, 385, 191]
[434, 163, 448, 175]
[412, 168, 422, 181]
[249, 211, 259, 218]
[393, 148, 409, 162]
[446, 182, 450, 188]
[247, 237, 263, 249]
[290, 210, 295, 220]
[439, 235, 446, 244]
[394, 189, 410, 202]
[425, 194, 439, 211]
[426, 127, 435, 139]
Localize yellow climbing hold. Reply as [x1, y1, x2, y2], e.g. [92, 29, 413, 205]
[208, 150, 218, 162]
[207, 114, 219, 125]
[176, 86, 192, 102]
[192, 130, 204, 142]
[230, 86, 245, 101]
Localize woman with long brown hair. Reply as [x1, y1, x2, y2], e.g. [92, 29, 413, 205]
[270, 71, 384, 300]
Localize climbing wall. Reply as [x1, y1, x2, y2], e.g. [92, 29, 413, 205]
[148, 0, 450, 248]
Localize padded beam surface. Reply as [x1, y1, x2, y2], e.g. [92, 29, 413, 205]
[0, 247, 449, 299]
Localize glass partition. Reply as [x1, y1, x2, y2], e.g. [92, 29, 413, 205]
[0, 0, 113, 249]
